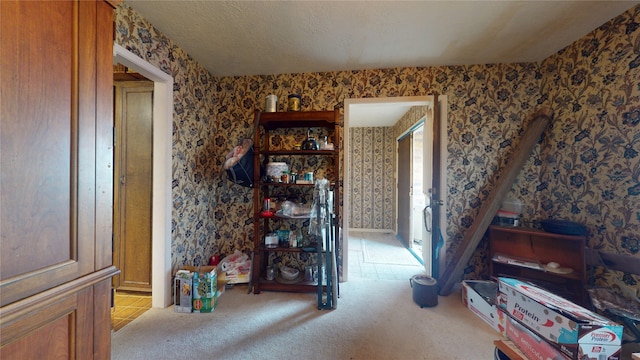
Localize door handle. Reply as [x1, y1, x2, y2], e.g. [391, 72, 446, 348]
[423, 205, 432, 232]
[428, 188, 444, 206]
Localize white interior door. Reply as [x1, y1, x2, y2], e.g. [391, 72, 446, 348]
[397, 134, 412, 247]
[422, 112, 434, 275]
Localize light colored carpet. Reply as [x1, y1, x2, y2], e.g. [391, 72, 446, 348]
[362, 239, 419, 265]
[355, 232, 421, 266]
[111, 280, 502, 360]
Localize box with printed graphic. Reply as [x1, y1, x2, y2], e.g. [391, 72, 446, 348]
[497, 277, 623, 359]
[505, 315, 621, 360]
[174, 270, 193, 313]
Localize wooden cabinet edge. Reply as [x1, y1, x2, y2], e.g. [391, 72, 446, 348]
[0, 266, 119, 325]
[104, 0, 121, 8]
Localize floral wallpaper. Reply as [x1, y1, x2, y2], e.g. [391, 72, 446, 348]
[115, 3, 639, 295]
[348, 105, 430, 231]
[349, 126, 395, 230]
[115, 4, 221, 272]
[539, 9, 640, 292]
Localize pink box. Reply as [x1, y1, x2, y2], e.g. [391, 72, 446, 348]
[506, 315, 621, 360]
[498, 277, 623, 359]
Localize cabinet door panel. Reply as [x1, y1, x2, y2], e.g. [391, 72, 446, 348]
[0, 286, 97, 359]
[0, 1, 97, 306]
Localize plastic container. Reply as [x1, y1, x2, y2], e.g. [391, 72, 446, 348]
[500, 198, 523, 215]
[266, 162, 288, 178]
[495, 198, 523, 226]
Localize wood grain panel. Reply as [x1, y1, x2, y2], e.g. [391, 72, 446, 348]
[113, 82, 153, 291]
[1, 0, 74, 279]
[0, 0, 98, 308]
[1, 1, 118, 358]
[95, 0, 116, 271]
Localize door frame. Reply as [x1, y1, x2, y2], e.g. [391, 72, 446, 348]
[344, 95, 447, 281]
[113, 44, 173, 308]
[113, 80, 154, 292]
[396, 121, 426, 264]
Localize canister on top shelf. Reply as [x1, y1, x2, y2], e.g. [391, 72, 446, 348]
[287, 94, 301, 111]
[265, 94, 277, 112]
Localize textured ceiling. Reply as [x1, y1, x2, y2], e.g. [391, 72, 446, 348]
[123, 0, 638, 126]
[124, 0, 637, 77]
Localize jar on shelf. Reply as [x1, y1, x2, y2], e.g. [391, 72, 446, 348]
[281, 171, 290, 184]
[287, 94, 301, 111]
[266, 265, 275, 280]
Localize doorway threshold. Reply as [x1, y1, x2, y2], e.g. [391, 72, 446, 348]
[396, 235, 425, 265]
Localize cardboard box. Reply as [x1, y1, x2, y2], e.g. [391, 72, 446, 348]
[506, 315, 570, 360]
[461, 280, 507, 336]
[219, 271, 250, 284]
[174, 270, 193, 313]
[506, 315, 621, 360]
[191, 267, 218, 313]
[497, 277, 623, 359]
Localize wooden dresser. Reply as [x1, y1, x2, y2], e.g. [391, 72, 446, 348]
[488, 225, 587, 306]
[1, 1, 120, 358]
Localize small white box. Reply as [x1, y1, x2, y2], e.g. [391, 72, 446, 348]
[462, 280, 506, 336]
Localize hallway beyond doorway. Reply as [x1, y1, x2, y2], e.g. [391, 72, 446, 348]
[348, 231, 424, 281]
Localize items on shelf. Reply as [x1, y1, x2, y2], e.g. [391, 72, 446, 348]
[489, 225, 587, 306]
[250, 109, 340, 310]
[287, 94, 301, 111]
[265, 94, 277, 112]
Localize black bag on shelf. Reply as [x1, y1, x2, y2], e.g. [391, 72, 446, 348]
[222, 113, 260, 188]
[225, 144, 254, 188]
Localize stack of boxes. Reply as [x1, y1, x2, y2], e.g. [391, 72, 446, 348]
[173, 266, 220, 313]
[463, 277, 624, 360]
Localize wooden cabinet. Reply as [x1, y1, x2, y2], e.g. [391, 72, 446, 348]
[250, 109, 340, 306]
[488, 225, 587, 306]
[1, 1, 119, 358]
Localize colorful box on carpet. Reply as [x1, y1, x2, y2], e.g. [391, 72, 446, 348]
[461, 280, 506, 336]
[497, 277, 623, 359]
[191, 267, 218, 313]
[174, 270, 193, 313]
[177, 266, 218, 313]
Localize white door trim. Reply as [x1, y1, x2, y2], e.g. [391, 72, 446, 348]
[344, 95, 445, 281]
[113, 44, 173, 308]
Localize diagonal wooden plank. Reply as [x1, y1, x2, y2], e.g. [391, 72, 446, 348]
[438, 108, 553, 296]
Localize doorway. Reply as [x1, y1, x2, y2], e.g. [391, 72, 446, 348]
[344, 96, 447, 281]
[113, 44, 174, 308]
[397, 122, 425, 262]
[112, 79, 154, 292]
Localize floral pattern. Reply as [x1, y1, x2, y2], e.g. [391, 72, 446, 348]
[115, 3, 639, 294]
